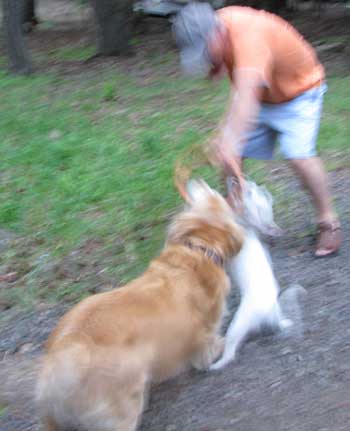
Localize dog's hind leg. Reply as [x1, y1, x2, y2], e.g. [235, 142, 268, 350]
[262, 302, 293, 333]
[278, 284, 306, 338]
[104, 369, 148, 431]
[210, 301, 294, 371]
[107, 388, 146, 431]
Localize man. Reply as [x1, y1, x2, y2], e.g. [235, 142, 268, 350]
[173, 2, 341, 257]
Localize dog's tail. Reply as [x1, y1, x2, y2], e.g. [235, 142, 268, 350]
[36, 339, 149, 431]
[36, 339, 92, 429]
[0, 342, 93, 429]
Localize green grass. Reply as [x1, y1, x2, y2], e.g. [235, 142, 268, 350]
[319, 79, 350, 153]
[49, 46, 96, 61]
[0, 405, 7, 417]
[0, 49, 349, 307]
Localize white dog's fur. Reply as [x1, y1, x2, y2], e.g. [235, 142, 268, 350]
[210, 181, 294, 370]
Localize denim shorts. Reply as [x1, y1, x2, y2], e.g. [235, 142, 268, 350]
[242, 84, 327, 160]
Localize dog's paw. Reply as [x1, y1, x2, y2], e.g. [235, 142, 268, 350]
[212, 336, 225, 361]
[280, 318, 293, 330]
[209, 360, 223, 371]
[209, 353, 234, 371]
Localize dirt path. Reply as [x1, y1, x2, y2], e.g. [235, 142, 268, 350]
[1, 168, 349, 431]
[0, 3, 349, 429]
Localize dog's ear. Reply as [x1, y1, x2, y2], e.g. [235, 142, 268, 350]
[174, 164, 191, 202]
[186, 179, 213, 203]
[244, 182, 283, 236]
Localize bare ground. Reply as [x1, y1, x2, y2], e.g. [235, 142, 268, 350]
[1, 2, 350, 430]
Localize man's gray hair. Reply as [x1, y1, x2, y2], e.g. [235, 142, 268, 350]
[173, 2, 219, 76]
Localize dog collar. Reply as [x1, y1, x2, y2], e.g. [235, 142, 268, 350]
[184, 242, 224, 267]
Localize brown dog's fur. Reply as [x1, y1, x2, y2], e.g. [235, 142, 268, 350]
[36, 180, 244, 431]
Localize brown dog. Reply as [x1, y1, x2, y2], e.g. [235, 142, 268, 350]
[36, 180, 244, 431]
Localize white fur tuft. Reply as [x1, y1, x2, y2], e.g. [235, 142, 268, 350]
[186, 179, 213, 203]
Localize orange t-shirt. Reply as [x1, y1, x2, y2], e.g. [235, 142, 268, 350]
[217, 7, 324, 103]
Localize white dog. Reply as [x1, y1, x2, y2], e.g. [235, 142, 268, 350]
[210, 181, 297, 370]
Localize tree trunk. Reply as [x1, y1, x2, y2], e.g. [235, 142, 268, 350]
[91, 0, 133, 56]
[3, 0, 33, 74]
[22, 0, 39, 32]
[23, 0, 35, 23]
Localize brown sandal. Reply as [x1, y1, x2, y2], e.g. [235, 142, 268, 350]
[315, 220, 341, 257]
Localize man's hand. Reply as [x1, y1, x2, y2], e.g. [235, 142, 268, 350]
[214, 68, 263, 174]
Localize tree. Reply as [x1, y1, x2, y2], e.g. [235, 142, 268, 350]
[90, 0, 134, 56]
[22, 0, 39, 33]
[2, 0, 33, 74]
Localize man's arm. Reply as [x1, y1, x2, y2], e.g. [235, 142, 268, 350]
[216, 68, 264, 176]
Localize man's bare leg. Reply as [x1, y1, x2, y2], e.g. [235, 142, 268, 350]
[288, 157, 340, 256]
[289, 157, 336, 222]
